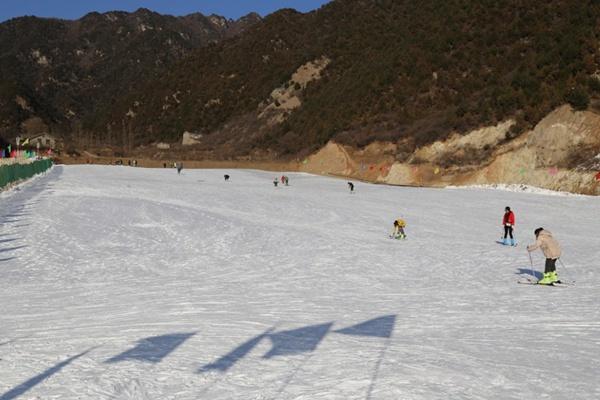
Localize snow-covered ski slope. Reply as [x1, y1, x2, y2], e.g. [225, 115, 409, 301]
[1, 165, 599, 399]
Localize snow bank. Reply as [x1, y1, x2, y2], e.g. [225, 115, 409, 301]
[446, 183, 588, 197]
[0, 164, 54, 197]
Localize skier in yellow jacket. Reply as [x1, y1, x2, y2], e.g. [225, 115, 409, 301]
[390, 218, 407, 240]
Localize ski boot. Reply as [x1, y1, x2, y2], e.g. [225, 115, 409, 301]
[548, 271, 559, 284]
[502, 238, 509, 245]
[537, 272, 554, 285]
[510, 238, 516, 246]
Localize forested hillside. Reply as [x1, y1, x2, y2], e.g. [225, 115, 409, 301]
[3, 0, 600, 160]
[0, 8, 260, 141]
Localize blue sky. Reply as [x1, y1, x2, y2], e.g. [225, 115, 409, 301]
[0, 1, 332, 23]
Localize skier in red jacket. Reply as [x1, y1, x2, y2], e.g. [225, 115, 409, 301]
[502, 206, 516, 246]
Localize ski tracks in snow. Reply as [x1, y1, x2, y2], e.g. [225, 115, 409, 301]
[1, 166, 599, 399]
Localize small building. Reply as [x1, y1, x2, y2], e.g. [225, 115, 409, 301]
[25, 133, 58, 149]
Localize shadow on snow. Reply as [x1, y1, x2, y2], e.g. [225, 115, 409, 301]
[0, 166, 63, 263]
[199, 327, 274, 373]
[0, 316, 396, 399]
[0, 245, 27, 254]
[334, 315, 396, 338]
[199, 315, 396, 374]
[0, 349, 91, 400]
[106, 332, 196, 364]
[515, 267, 543, 280]
[263, 323, 333, 359]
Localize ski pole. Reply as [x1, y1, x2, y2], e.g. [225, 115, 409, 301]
[528, 251, 535, 280]
[558, 259, 574, 282]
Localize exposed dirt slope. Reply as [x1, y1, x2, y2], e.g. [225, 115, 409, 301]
[298, 106, 600, 195]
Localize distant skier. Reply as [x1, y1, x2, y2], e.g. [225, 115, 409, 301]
[176, 162, 183, 175]
[390, 218, 407, 239]
[348, 182, 354, 193]
[224, 174, 230, 181]
[527, 228, 562, 285]
[273, 178, 278, 187]
[284, 176, 289, 186]
[281, 175, 286, 185]
[502, 206, 516, 246]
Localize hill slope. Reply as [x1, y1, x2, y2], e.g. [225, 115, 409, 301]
[101, 0, 600, 158]
[0, 8, 260, 140]
[2, 0, 600, 175]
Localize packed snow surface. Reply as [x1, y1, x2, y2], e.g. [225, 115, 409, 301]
[1, 165, 599, 399]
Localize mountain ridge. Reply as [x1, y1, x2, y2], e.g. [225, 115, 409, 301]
[90, 0, 600, 158]
[0, 8, 261, 140]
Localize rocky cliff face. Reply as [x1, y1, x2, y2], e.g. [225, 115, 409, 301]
[298, 106, 600, 195]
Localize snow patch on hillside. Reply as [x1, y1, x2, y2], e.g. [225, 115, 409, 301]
[447, 183, 588, 197]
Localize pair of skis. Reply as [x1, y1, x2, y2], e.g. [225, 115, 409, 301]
[388, 235, 407, 240]
[496, 240, 518, 247]
[517, 278, 574, 287]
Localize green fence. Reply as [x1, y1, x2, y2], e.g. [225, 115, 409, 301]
[0, 159, 53, 190]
